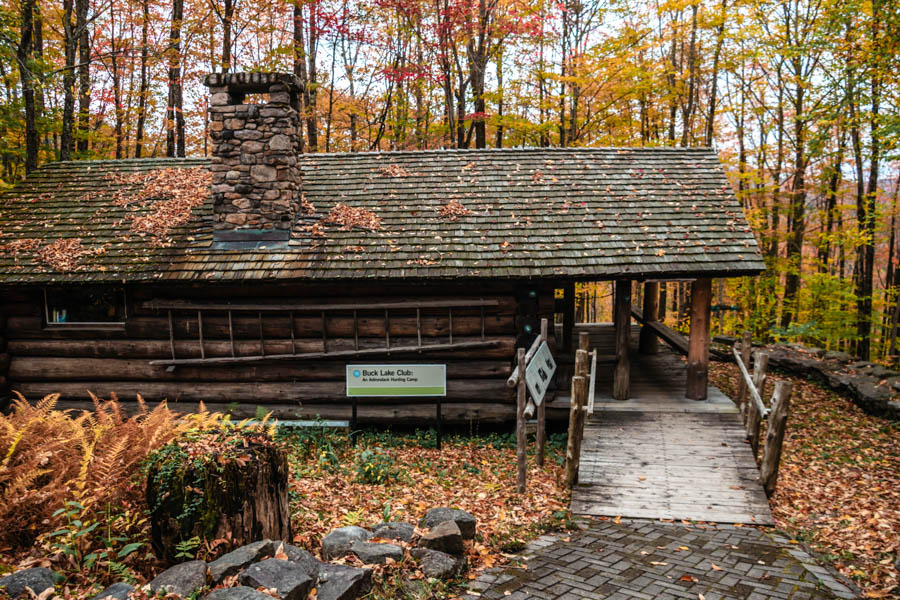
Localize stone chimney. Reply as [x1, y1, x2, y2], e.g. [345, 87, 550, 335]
[204, 72, 302, 237]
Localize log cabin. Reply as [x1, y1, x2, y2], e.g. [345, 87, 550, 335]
[0, 73, 765, 424]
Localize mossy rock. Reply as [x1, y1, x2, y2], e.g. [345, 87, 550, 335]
[145, 432, 291, 563]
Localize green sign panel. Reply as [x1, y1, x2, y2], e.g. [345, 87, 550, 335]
[346, 364, 447, 397]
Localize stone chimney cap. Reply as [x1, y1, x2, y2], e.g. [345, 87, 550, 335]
[204, 72, 302, 94]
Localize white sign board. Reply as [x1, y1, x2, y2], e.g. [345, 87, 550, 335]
[525, 341, 557, 406]
[346, 364, 446, 397]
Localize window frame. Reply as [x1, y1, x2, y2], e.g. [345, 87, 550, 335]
[43, 287, 128, 329]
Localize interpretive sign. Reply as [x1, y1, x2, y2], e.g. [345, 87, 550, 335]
[525, 341, 556, 406]
[346, 364, 447, 397]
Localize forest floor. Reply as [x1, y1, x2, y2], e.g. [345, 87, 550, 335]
[710, 362, 900, 598]
[280, 427, 574, 599]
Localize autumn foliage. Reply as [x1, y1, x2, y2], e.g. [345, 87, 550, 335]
[0, 392, 215, 547]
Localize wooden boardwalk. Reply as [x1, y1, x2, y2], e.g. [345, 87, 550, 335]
[569, 324, 774, 525]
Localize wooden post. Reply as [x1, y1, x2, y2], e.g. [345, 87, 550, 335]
[536, 318, 548, 467]
[516, 347, 527, 494]
[760, 380, 792, 497]
[564, 349, 589, 487]
[639, 281, 660, 354]
[562, 281, 575, 353]
[736, 331, 752, 420]
[747, 352, 768, 457]
[613, 279, 631, 401]
[686, 278, 712, 400]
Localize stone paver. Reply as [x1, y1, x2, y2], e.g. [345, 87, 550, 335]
[462, 519, 858, 600]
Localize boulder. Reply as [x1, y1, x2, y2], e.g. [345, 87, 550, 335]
[824, 350, 853, 362]
[417, 521, 464, 555]
[205, 586, 273, 600]
[208, 540, 275, 584]
[281, 543, 322, 578]
[349, 541, 404, 565]
[410, 548, 466, 579]
[371, 522, 416, 543]
[0, 568, 57, 598]
[321, 526, 371, 560]
[149, 560, 209, 597]
[92, 582, 134, 600]
[316, 564, 372, 600]
[239, 559, 314, 600]
[420, 507, 476, 540]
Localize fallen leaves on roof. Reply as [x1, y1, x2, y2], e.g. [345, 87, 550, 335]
[377, 164, 413, 178]
[109, 167, 210, 245]
[325, 203, 382, 231]
[0, 238, 42, 255]
[437, 200, 472, 221]
[36, 238, 106, 272]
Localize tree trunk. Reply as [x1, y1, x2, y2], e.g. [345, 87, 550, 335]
[17, 0, 38, 173]
[75, 0, 90, 154]
[166, 0, 184, 158]
[135, 0, 150, 158]
[60, 0, 77, 161]
[146, 439, 292, 564]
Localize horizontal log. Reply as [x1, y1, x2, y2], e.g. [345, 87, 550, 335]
[149, 340, 502, 366]
[7, 336, 516, 360]
[45, 399, 571, 424]
[12, 379, 514, 404]
[143, 298, 501, 312]
[6, 313, 514, 340]
[10, 356, 512, 382]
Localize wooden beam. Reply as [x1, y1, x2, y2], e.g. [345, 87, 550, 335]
[149, 339, 502, 366]
[638, 281, 660, 355]
[613, 280, 631, 401]
[144, 298, 500, 312]
[686, 278, 712, 400]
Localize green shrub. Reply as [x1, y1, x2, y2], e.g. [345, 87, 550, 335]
[354, 448, 398, 484]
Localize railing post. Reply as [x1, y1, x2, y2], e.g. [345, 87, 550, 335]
[747, 351, 768, 457]
[516, 347, 527, 494]
[736, 331, 752, 421]
[613, 280, 631, 400]
[760, 381, 792, 497]
[564, 348, 589, 487]
[536, 318, 548, 467]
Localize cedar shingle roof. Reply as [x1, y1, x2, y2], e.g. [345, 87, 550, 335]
[0, 148, 765, 284]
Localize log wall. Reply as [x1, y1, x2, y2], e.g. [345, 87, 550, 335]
[3, 280, 561, 423]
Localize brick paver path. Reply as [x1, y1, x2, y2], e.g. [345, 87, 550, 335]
[463, 518, 858, 600]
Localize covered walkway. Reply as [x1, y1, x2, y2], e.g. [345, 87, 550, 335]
[568, 323, 773, 525]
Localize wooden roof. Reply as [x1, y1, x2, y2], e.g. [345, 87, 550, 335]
[0, 148, 765, 284]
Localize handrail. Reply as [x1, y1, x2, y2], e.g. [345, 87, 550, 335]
[732, 346, 769, 418]
[586, 349, 598, 415]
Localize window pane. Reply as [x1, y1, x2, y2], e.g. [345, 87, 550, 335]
[46, 287, 126, 324]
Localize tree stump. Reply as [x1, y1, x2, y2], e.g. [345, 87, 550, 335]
[145, 435, 292, 563]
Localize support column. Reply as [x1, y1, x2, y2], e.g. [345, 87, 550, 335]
[639, 280, 660, 354]
[562, 281, 575, 353]
[613, 279, 631, 400]
[686, 278, 712, 400]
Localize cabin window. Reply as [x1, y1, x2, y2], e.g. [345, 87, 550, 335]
[44, 287, 126, 326]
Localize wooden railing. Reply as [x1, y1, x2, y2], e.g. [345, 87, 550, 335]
[732, 332, 793, 497]
[563, 333, 592, 488]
